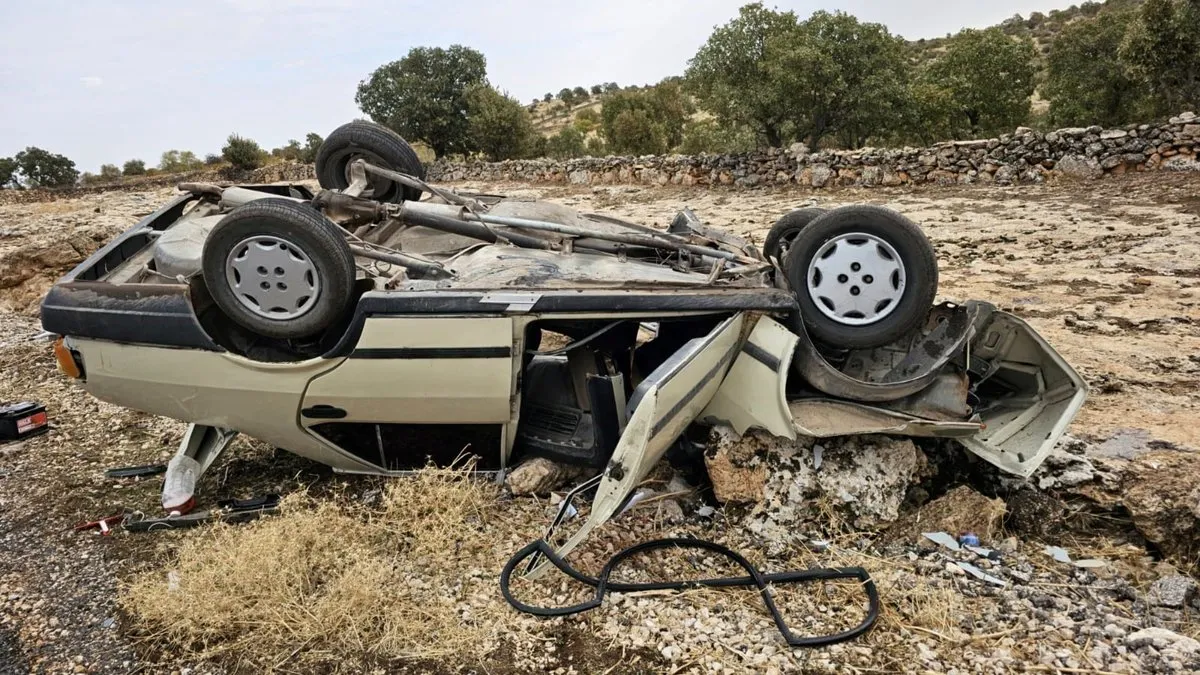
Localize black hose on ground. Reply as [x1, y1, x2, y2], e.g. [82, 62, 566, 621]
[500, 537, 879, 648]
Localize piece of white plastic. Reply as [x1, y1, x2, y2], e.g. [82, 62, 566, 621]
[161, 454, 200, 511]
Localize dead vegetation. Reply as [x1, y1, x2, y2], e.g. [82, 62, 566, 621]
[121, 466, 519, 672]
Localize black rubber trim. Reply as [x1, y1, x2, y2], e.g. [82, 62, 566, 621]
[40, 283, 222, 351]
[741, 341, 780, 372]
[357, 289, 796, 315]
[322, 290, 796, 359]
[350, 346, 512, 359]
[501, 537, 879, 648]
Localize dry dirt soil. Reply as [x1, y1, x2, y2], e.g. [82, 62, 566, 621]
[1, 172, 1199, 674]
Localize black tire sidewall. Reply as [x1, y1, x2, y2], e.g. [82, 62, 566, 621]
[764, 207, 826, 265]
[785, 206, 938, 349]
[202, 199, 355, 339]
[316, 121, 424, 203]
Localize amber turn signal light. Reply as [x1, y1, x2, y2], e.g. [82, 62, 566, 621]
[53, 338, 82, 379]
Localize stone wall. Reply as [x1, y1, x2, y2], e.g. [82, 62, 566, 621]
[0, 162, 316, 206]
[430, 111, 1200, 188]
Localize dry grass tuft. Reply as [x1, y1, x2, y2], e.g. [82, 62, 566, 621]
[121, 465, 513, 673]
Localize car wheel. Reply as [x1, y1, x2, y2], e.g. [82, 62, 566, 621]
[315, 120, 425, 203]
[785, 205, 938, 349]
[202, 199, 355, 339]
[763, 207, 825, 265]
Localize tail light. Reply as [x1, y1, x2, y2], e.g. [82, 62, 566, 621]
[53, 337, 84, 380]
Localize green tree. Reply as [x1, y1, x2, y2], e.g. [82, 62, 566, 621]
[0, 157, 18, 188]
[204, 153, 223, 166]
[543, 92, 553, 102]
[590, 84, 603, 95]
[299, 133, 324, 164]
[99, 164, 121, 180]
[678, 119, 757, 154]
[928, 27, 1037, 136]
[573, 108, 601, 134]
[465, 84, 537, 160]
[558, 88, 576, 106]
[600, 81, 691, 155]
[584, 136, 608, 156]
[572, 86, 588, 99]
[1120, 0, 1200, 115]
[222, 134, 265, 171]
[767, 10, 910, 149]
[546, 127, 586, 158]
[897, 76, 961, 145]
[160, 150, 202, 172]
[602, 82, 620, 93]
[355, 45, 487, 156]
[1045, 10, 1144, 126]
[122, 159, 146, 175]
[14, 147, 79, 187]
[272, 139, 303, 161]
[686, 3, 798, 147]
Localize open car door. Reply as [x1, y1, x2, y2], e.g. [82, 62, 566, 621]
[528, 313, 745, 575]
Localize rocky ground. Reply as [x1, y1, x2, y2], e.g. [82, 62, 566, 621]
[1, 173, 1199, 674]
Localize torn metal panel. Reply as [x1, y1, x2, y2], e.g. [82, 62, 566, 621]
[702, 315, 798, 440]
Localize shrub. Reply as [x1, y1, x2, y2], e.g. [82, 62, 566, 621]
[546, 127, 586, 158]
[222, 134, 265, 171]
[122, 159, 146, 175]
[584, 136, 608, 157]
[99, 164, 121, 180]
[160, 150, 203, 172]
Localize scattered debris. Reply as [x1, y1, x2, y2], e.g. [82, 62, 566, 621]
[956, 561, 1006, 587]
[959, 531, 980, 547]
[125, 494, 280, 532]
[923, 531, 962, 551]
[1045, 545, 1073, 564]
[104, 464, 167, 479]
[73, 514, 125, 535]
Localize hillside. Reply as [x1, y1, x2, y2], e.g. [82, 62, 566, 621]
[533, 0, 1143, 139]
[909, 0, 1143, 63]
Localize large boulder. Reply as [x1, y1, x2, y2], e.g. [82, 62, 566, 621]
[889, 485, 1007, 545]
[1120, 451, 1200, 561]
[505, 457, 586, 496]
[704, 427, 928, 544]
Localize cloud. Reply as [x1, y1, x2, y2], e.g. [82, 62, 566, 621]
[80, 76, 104, 88]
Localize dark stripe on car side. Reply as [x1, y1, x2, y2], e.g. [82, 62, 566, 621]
[649, 344, 740, 438]
[740, 341, 781, 372]
[350, 346, 512, 359]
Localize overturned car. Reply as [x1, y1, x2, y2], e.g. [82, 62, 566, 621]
[42, 121, 1086, 561]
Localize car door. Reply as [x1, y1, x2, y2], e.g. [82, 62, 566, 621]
[299, 315, 517, 470]
[529, 313, 745, 574]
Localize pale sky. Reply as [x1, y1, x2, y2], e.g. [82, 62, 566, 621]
[0, 1, 1072, 172]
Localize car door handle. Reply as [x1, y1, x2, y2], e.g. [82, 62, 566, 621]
[301, 405, 347, 419]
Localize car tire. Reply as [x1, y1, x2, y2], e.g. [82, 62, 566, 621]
[316, 120, 425, 203]
[763, 207, 826, 265]
[785, 205, 938, 349]
[202, 199, 356, 339]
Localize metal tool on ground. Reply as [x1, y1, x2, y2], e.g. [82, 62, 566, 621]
[125, 494, 281, 532]
[104, 464, 167, 479]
